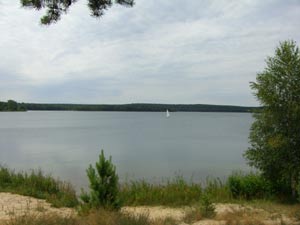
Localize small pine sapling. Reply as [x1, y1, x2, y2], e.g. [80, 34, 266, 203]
[80, 150, 120, 210]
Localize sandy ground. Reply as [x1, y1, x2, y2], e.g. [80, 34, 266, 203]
[122, 203, 300, 225]
[0, 193, 75, 222]
[0, 192, 299, 225]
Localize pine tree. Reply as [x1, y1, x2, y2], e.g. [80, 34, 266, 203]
[81, 149, 120, 209]
[21, 0, 134, 25]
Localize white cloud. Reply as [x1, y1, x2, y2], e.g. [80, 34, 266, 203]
[0, 0, 300, 105]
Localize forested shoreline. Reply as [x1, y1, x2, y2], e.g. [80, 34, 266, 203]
[0, 100, 257, 112]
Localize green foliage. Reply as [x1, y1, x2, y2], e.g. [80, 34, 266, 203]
[297, 180, 300, 202]
[7, 100, 18, 111]
[120, 176, 202, 206]
[204, 177, 232, 202]
[21, 0, 134, 25]
[0, 166, 78, 207]
[245, 40, 300, 199]
[0, 100, 27, 112]
[228, 172, 273, 200]
[81, 150, 120, 210]
[200, 193, 216, 218]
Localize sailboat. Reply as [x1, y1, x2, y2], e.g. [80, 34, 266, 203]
[166, 109, 170, 118]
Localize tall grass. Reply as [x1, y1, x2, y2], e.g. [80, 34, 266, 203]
[0, 166, 78, 207]
[1, 164, 277, 209]
[204, 177, 232, 202]
[119, 173, 279, 206]
[119, 176, 202, 206]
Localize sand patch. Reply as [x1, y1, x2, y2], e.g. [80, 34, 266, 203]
[0, 192, 75, 222]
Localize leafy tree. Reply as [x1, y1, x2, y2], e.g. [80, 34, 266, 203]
[80, 149, 120, 209]
[245, 40, 300, 198]
[7, 100, 18, 111]
[20, 0, 134, 25]
[0, 101, 5, 111]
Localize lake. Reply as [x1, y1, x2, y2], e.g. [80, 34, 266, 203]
[0, 111, 253, 190]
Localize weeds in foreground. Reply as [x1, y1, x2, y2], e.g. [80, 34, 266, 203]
[200, 193, 216, 218]
[119, 176, 202, 206]
[204, 177, 232, 202]
[218, 211, 276, 225]
[0, 166, 78, 207]
[183, 207, 203, 224]
[183, 193, 215, 223]
[6, 213, 79, 225]
[6, 209, 178, 225]
[119, 176, 233, 207]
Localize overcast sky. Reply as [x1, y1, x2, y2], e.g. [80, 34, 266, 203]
[0, 0, 300, 106]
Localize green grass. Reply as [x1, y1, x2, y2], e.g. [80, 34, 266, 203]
[0, 166, 78, 208]
[119, 176, 233, 206]
[119, 176, 202, 206]
[119, 173, 282, 207]
[0, 165, 280, 209]
[2, 166, 299, 225]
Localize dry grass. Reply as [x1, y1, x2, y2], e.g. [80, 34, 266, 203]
[183, 207, 203, 223]
[5, 209, 180, 225]
[246, 200, 300, 220]
[218, 211, 269, 225]
[214, 202, 300, 225]
[5, 213, 79, 225]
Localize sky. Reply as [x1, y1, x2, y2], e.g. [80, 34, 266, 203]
[0, 0, 300, 106]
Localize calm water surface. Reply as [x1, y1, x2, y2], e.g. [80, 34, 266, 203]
[0, 111, 253, 190]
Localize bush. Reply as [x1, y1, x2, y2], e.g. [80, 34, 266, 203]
[200, 193, 216, 218]
[80, 150, 120, 210]
[228, 172, 273, 200]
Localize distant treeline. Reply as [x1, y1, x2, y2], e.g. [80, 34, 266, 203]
[26, 103, 256, 112]
[0, 100, 27, 111]
[1, 100, 257, 112]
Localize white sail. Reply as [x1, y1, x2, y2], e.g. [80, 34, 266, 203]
[166, 109, 170, 118]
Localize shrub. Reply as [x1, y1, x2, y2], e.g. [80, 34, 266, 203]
[200, 193, 216, 218]
[228, 172, 273, 200]
[80, 150, 120, 210]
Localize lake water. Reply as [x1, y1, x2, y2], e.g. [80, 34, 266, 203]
[0, 111, 253, 190]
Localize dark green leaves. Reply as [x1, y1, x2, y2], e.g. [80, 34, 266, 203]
[20, 0, 135, 25]
[81, 150, 120, 210]
[245, 40, 300, 199]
